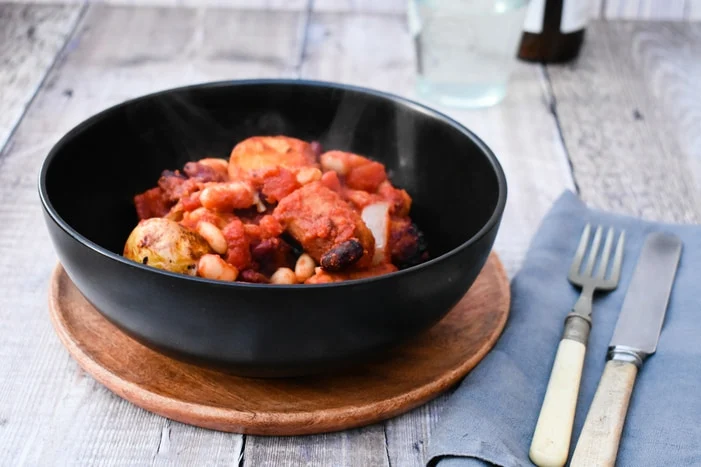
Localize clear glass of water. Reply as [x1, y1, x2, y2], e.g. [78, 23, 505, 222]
[409, 0, 530, 108]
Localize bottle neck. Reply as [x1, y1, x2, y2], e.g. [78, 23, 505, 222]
[543, 0, 565, 32]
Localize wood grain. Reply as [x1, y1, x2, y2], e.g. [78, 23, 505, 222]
[0, 4, 306, 464]
[26, 5, 306, 135]
[3, 0, 309, 9]
[49, 253, 510, 435]
[688, 0, 701, 19]
[547, 21, 701, 223]
[0, 3, 82, 155]
[6, 0, 701, 20]
[590, 0, 605, 18]
[570, 360, 638, 467]
[314, 0, 406, 13]
[383, 393, 449, 467]
[243, 426, 391, 467]
[626, 22, 701, 196]
[604, 0, 687, 20]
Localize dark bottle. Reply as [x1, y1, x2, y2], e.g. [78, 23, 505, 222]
[517, 0, 589, 63]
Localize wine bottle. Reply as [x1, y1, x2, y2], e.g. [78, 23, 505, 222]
[517, 0, 590, 63]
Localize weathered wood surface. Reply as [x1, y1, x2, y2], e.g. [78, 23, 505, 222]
[5, 0, 701, 19]
[5, 0, 309, 9]
[0, 3, 82, 154]
[603, 0, 687, 19]
[0, 4, 308, 465]
[689, 0, 701, 19]
[628, 22, 701, 193]
[547, 21, 701, 223]
[0, 1, 700, 465]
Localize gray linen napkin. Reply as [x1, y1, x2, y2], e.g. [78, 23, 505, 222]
[426, 190, 701, 467]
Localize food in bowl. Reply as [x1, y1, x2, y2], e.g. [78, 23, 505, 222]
[40, 79, 506, 376]
[124, 135, 429, 284]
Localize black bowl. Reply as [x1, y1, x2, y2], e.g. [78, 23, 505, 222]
[39, 79, 507, 377]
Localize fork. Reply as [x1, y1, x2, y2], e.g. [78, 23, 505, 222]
[529, 224, 625, 467]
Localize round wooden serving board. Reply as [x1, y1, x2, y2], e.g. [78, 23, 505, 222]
[48, 252, 510, 436]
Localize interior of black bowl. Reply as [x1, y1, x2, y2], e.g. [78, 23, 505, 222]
[43, 80, 503, 264]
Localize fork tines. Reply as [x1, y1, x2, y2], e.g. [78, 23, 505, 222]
[568, 224, 625, 289]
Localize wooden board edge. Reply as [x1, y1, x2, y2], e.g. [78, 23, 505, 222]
[48, 252, 510, 436]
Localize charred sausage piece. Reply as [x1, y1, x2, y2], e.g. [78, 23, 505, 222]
[320, 239, 364, 272]
[273, 182, 375, 270]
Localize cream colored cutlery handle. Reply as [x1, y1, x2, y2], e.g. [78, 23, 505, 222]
[529, 339, 586, 467]
[570, 360, 638, 467]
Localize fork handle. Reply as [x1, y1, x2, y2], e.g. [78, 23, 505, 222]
[529, 315, 591, 467]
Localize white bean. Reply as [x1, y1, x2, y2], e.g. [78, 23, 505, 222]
[200, 181, 255, 211]
[296, 167, 322, 185]
[197, 254, 238, 281]
[294, 253, 316, 282]
[270, 267, 297, 285]
[320, 153, 349, 175]
[198, 158, 229, 174]
[196, 221, 228, 254]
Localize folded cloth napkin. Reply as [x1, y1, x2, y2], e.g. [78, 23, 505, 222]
[426, 190, 701, 467]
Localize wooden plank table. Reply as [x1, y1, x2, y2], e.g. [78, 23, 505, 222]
[0, 2, 699, 465]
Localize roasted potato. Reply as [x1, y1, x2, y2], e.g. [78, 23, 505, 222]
[124, 218, 212, 275]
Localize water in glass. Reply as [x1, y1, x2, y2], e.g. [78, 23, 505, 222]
[411, 0, 529, 108]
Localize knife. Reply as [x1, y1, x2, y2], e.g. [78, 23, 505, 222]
[570, 231, 682, 467]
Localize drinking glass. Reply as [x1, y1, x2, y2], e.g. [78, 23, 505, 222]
[409, 0, 530, 108]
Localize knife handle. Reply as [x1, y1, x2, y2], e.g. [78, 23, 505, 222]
[570, 358, 639, 467]
[529, 333, 587, 467]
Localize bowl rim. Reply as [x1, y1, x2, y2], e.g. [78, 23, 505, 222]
[38, 78, 507, 289]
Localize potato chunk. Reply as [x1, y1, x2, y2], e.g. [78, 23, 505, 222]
[124, 218, 212, 275]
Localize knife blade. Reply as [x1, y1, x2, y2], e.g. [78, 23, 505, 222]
[570, 231, 682, 467]
[609, 232, 682, 358]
